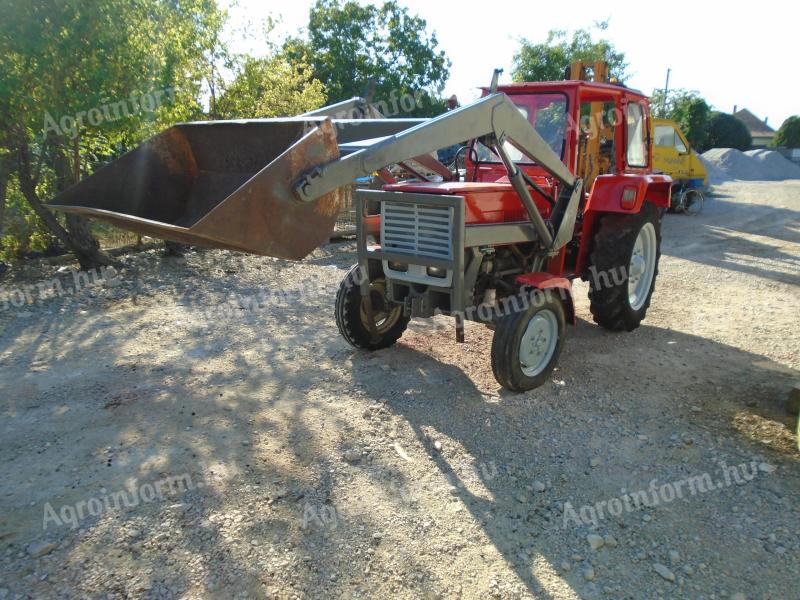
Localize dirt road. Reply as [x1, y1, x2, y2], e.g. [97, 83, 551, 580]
[1, 181, 798, 599]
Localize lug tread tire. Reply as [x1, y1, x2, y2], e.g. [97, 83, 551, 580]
[335, 263, 409, 350]
[588, 202, 661, 332]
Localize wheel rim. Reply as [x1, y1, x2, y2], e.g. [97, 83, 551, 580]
[519, 309, 559, 377]
[628, 222, 657, 311]
[359, 279, 402, 334]
[683, 190, 703, 216]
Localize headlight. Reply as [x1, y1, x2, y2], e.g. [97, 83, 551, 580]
[426, 267, 447, 278]
[388, 261, 408, 272]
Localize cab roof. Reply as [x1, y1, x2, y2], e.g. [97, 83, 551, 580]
[485, 80, 648, 101]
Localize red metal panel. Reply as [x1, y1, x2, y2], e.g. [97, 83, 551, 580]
[514, 272, 576, 325]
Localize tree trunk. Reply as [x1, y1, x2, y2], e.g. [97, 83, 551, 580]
[15, 136, 114, 270]
[0, 154, 9, 242]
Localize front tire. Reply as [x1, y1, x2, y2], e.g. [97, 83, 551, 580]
[588, 202, 661, 331]
[335, 263, 409, 350]
[491, 290, 566, 392]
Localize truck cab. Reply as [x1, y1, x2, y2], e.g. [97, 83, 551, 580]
[652, 118, 707, 189]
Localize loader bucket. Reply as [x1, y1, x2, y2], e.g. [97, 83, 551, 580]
[48, 119, 345, 260]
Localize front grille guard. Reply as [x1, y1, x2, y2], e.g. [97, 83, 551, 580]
[356, 189, 466, 324]
[355, 188, 550, 341]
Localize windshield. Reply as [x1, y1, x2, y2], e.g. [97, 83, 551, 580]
[473, 93, 568, 163]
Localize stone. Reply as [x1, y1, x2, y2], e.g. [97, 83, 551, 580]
[433, 440, 443, 452]
[603, 535, 618, 548]
[668, 550, 680, 564]
[27, 540, 57, 558]
[653, 563, 675, 582]
[533, 481, 546, 493]
[583, 566, 595, 581]
[343, 449, 361, 464]
[587, 534, 604, 551]
[589, 457, 602, 468]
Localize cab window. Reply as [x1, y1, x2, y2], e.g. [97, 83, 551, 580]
[655, 124, 687, 153]
[626, 102, 647, 167]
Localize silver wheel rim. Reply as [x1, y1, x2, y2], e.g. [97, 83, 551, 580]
[683, 190, 703, 215]
[628, 222, 657, 311]
[519, 309, 558, 377]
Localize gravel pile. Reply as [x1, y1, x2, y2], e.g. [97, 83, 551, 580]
[701, 148, 800, 182]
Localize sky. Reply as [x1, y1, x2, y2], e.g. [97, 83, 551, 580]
[221, 0, 796, 128]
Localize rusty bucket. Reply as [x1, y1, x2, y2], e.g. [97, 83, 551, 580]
[48, 119, 345, 260]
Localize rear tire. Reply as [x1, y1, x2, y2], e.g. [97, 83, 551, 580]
[491, 290, 566, 392]
[335, 263, 409, 350]
[588, 202, 661, 331]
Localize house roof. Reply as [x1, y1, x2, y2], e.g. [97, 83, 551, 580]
[734, 108, 775, 137]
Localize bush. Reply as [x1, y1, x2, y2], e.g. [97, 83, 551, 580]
[772, 116, 800, 148]
[708, 112, 752, 150]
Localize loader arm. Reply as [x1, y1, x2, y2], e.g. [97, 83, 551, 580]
[297, 93, 577, 198]
[295, 93, 582, 251]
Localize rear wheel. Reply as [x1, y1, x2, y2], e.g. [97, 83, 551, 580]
[491, 290, 566, 392]
[588, 202, 661, 331]
[335, 263, 409, 350]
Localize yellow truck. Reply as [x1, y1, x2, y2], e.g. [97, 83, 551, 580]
[652, 118, 707, 214]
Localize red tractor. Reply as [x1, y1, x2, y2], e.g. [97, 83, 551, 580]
[50, 71, 670, 392]
[331, 77, 671, 390]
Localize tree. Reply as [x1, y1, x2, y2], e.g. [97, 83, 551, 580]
[672, 97, 712, 152]
[708, 112, 752, 151]
[512, 22, 628, 84]
[216, 54, 326, 119]
[286, 0, 450, 116]
[0, 0, 222, 268]
[650, 89, 712, 151]
[771, 116, 800, 148]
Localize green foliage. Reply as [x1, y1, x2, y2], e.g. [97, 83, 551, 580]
[708, 112, 752, 151]
[672, 97, 712, 152]
[512, 22, 628, 84]
[650, 89, 711, 151]
[771, 116, 800, 148]
[0, 0, 225, 257]
[0, 0, 216, 148]
[0, 177, 59, 261]
[216, 54, 326, 119]
[286, 0, 450, 116]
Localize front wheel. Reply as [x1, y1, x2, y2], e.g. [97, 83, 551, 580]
[681, 189, 704, 215]
[588, 202, 661, 331]
[335, 263, 409, 350]
[491, 290, 566, 392]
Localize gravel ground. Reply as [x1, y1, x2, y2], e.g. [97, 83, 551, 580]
[0, 181, 798, 599]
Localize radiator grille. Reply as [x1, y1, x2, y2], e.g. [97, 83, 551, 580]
[381, 201, 453, 260]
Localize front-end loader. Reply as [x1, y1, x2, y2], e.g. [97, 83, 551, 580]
[49, 73, 671, 391]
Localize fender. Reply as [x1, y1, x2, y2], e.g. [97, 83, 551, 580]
[584, 173, 672, 214]
[576, 173, 671, 276]
[515, 272, 576, 325]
